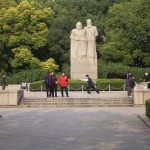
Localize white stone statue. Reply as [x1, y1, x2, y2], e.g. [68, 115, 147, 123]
[70, 20, 98, 79]
[70, 22, 86, 58]
[84, 19, 98, 58]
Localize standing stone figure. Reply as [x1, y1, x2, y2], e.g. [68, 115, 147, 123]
[84, 19, 98, 58]
[70, 20, 98, 79]
[70, 22, 86, 58]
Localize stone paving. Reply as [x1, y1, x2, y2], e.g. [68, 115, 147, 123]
[0, 107, 150, 150]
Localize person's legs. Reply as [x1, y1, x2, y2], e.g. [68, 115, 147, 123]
[46, 84, 49, 97]
[2, 85, 5, 90]
[93, 86, 100, 94]
[54, 86, 57, 97]
[50, 86, 54, 97]
[61, 87, 64, 97]
[127, 86, 132, 96]
[64, 86, 69, 97]
[86, 86, 91, 94]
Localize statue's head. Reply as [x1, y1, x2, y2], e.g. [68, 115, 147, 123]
[76, 22, 82, 29]
[87, 19, 92, 27]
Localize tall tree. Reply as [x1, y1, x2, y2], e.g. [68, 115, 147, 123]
[100, 0, 150, 67]
[0, 0, 57, 72]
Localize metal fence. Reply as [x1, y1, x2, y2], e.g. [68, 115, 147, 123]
[28, 84, 126, 92]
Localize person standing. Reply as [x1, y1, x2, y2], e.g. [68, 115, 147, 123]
[125, 72, 135, 97]
[1, 75, 6, 90]
[144, 73, 150, 82]
[84, 74, 99, 94]
[51, 71, 58, 97]
[44, 72, 52, 98]
[59, 73, 69, 97]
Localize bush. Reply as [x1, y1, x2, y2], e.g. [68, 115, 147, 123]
[98, 60, 150, 81]
[146, 99, 150, 119]
[29, 79, 125, 91]
[7, 69, 47, 84]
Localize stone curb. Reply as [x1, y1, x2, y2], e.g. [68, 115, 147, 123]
[138, 114, 150, 128]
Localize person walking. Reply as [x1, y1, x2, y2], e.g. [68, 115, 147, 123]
[84, 74, 99, 94]
[59, 72, 69, 97]
[50, 71, 58, 97]
[125, 72, 135, 97]
[1, 75, 6, 90]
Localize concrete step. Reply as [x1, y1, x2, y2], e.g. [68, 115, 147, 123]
[19, 97, 134, 107]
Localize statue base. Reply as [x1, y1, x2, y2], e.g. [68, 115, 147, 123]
[71, 56, 97, 79]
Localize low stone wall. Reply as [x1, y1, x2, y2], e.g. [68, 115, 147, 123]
[0, 90, 24, 106]
[133, 82, 150, 105]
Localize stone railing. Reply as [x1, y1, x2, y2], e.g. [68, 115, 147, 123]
[133, 82, 150, 105]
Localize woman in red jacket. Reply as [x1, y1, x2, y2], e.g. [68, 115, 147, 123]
[59, 72, 69, 97]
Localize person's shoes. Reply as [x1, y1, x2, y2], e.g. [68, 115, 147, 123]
[88, 92, 91, 94]
[128, 96, 132, 98]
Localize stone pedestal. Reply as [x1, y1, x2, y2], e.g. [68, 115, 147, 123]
[71, 56, 97, 79]
[0, 90, 24, 106]
[133, 88, 150, 105]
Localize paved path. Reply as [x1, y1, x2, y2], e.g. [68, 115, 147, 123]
[0, 107, 150, 150]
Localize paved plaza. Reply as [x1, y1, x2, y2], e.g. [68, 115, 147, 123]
[0, 107, 150, 150]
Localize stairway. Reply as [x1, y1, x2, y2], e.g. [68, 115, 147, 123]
[19, 97, 134, 107]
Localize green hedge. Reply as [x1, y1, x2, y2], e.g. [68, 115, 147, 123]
[146, 99, 150, 119]
[29, 79, 125, 91]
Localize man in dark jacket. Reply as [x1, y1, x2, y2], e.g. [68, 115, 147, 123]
[125, 72, 135, 97]
[1, 75, 6, 90]
[44, 72, 53, 98]
[85, 74, 99, 94]
[50, 71, 58, 97]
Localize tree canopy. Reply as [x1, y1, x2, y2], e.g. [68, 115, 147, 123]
[100, 0, 150, 67]
[0, 0, 149, 75]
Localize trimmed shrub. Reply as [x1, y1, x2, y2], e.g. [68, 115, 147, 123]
[29, 79, 125, 91]
[146, 99, 150, 119]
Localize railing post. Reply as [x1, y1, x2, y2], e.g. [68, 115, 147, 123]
[28, 83, 30, 92]
[123, 84, 126, 91]
[82, 85, 84, 92]
[41, 85, 42, 92]
[109, 85, 111, 91]
[68, 85, 70, 91]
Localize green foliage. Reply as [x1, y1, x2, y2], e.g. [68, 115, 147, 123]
[146, 99, 150, 119]
[0, 0, 54, 72]
[11, 46, 41, 71]
[98, 61, 150, 81]
[0, 0, 17, 9]
[41, 58, 59, 71]
[7, 69, 47, 84]
[100, 0, 150, 67]
[0, 0, 150, 75]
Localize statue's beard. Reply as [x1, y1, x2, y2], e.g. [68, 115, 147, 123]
[87, 24, 92, 28]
